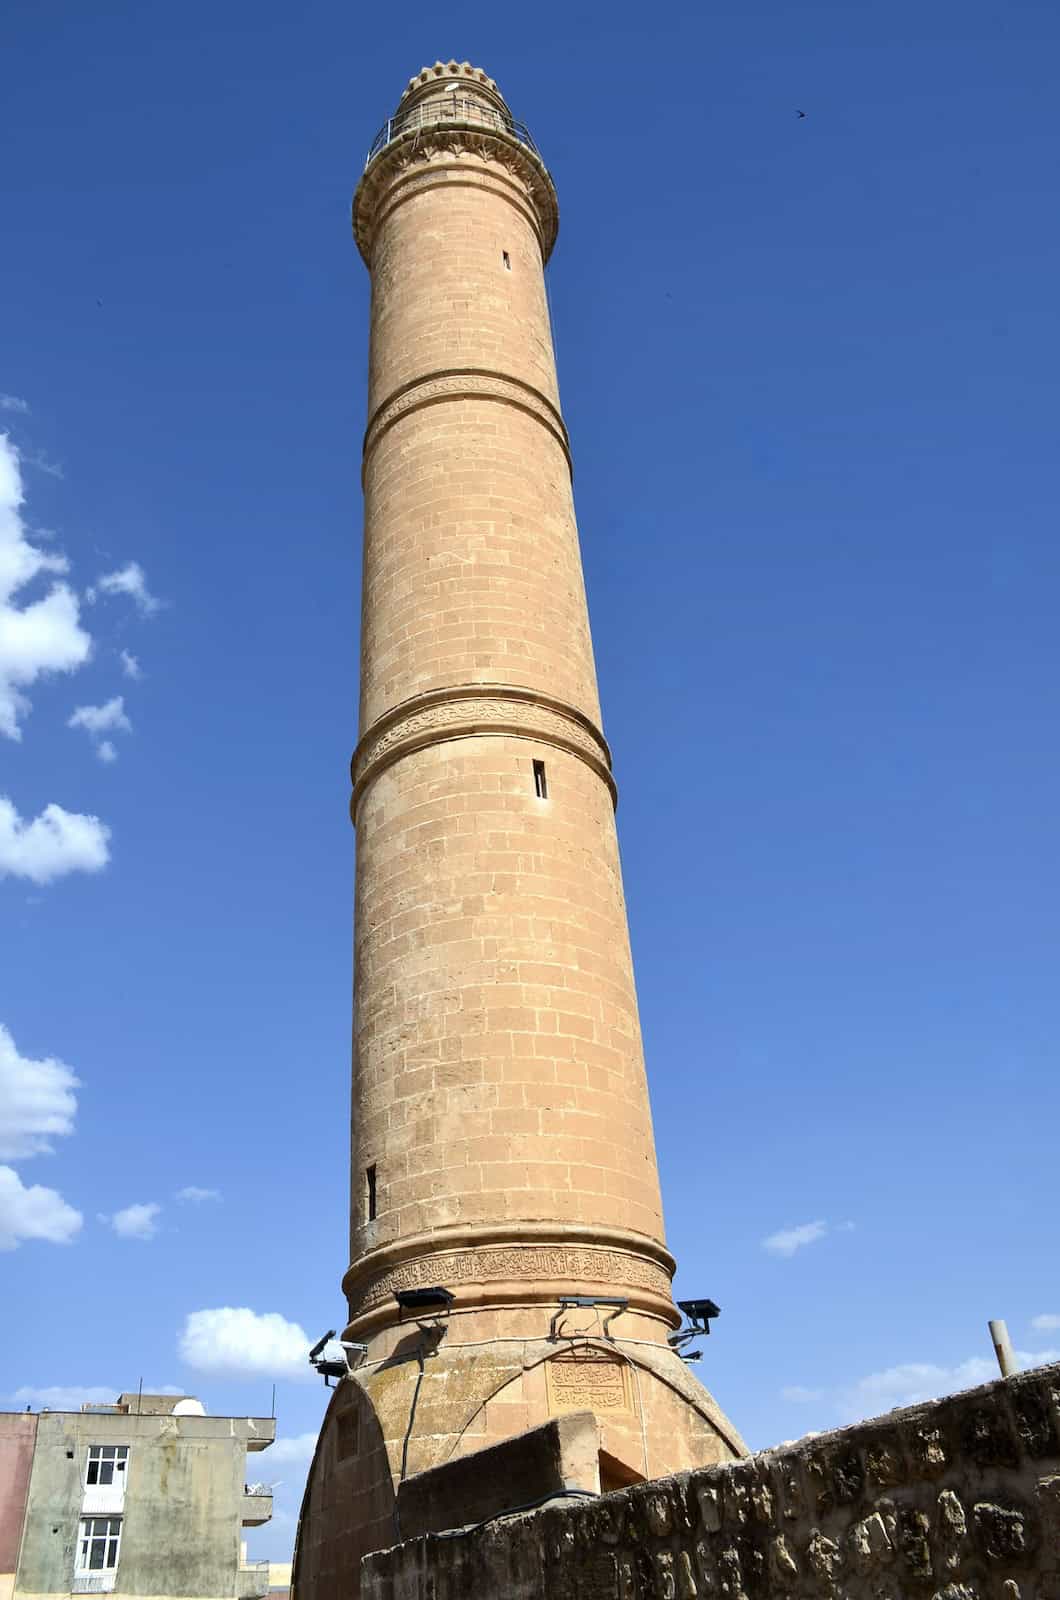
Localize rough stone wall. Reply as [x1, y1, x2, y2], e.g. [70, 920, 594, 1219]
[362, 1363, 1060, 1599]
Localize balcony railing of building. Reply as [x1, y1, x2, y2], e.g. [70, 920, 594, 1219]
[242, 1485, 273, 1527]
[237, 1560, 271, 1599]
[365, 97, 540, 168]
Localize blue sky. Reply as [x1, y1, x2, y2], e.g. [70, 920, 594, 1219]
[2, 0, 1059, 1560]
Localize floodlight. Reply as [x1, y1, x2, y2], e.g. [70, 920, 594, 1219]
[677, 1298, 720, 1332]
[394, 1286, 454, 1314]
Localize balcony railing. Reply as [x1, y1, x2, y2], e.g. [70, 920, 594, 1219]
[365, 97, 539, 169]
[237, 1560, 271, 1599]
[242, 1486, 273, 1527]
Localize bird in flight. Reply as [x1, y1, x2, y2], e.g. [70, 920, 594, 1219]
[796, 109, 807, 119]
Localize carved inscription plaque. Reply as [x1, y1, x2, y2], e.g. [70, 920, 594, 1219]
[545, 1348, 634, 1416]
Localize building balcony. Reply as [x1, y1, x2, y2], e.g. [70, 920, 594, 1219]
[245, 1418, 277, 1452]
[237, 1561, 271, 1599]
[364, 97, 539, 169]
[242, 1486, 273, 1527]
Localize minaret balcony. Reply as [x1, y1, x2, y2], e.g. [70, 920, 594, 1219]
[364, 97, 540, 168]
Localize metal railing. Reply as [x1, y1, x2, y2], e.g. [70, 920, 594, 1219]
[365, 97, 539, 168]
[237, 1559, 271, 1595]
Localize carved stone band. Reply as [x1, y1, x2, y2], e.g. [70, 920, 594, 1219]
[343, 1238, 676, 1329]
[362, 367, 572, 482]
[353, 125, 560, 263]
[350, 685, 616, 814]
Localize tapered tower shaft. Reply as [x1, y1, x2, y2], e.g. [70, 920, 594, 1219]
[346, 63, 674, 1332]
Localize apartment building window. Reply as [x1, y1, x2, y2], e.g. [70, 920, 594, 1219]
[75, 1516, 122, 1575]
[85, 1446, 128, 1486]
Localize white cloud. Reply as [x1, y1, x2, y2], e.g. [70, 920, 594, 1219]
[762, 1219, 830, 1257]
[265, 1431, 319, 1467]
[1019, 1346, 1060, 1367]
[0, 434, 91, 739]
[88, 562, 160, 616]
[781, 1384, 824, 1404]
[1032, 1314, 1060, 1332]
[0, 796, 110, 884]
[0, 1164, 82, 1250]
[179, 1308, 314, 1381]
[10, 1383, 182, 1410]
[119, 649, 141, 680]
[106, 1202, 161, 1240]
[0, 395, 29, 415]
[24, 450, 63, 480]
[0, 1023, 79, 1159]
[68, 697, 131, 736]
[68, 697, 132, 763]
[790, 1348, 1060, 1426]
[12, 1385, 115, 1409]
[176, 1186, 221, 1204]
[842, 1359, 997, 1417]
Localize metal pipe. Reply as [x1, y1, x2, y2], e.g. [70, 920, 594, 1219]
[989, 1319, 1019, 1377]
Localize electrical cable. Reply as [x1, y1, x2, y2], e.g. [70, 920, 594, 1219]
[432, 1487, 598, 1539]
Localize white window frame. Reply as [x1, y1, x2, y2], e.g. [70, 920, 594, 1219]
[74, 1516, 123, 1581]
[84, 1445, 129, 1487]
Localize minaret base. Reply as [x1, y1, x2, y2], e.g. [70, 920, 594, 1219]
[292, 1309, 746, 1600]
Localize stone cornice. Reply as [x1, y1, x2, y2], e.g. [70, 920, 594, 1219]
[398, 62, 504, 111]
[350, 684, 615, 816]
[362, 367, 572, 482]
[342, 1220, 679, 1333]
[353, 124, 560, 265]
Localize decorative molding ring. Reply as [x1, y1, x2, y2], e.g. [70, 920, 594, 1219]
[350, 684, 615, 815]
[353, 125, 559, 264]
[342, 1230, 677, 1329]
[362, 367, 572, 481]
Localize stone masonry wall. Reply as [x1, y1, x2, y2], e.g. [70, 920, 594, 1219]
[362, 1362, 1060, 1600]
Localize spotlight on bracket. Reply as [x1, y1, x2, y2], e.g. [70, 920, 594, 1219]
[668, 1298, 721, 1362]
[394, 1286, 454, 1317]
[308, 1329, 348, 1387]
[677, 1298, 721, 1334]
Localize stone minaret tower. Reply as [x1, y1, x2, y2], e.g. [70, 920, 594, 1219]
[294, 62, 744, 1597]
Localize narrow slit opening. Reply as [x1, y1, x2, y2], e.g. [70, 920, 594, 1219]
[502, 250, 511, 270]
[532, 759, 548, 800]
[366, 1164, 377, 1221]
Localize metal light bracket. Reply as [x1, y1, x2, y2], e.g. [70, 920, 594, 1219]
[549, 1295, 629, 1342]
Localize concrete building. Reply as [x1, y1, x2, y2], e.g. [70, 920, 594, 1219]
[294, 62, 745, 1598]
[0, 1393, 275, 1600]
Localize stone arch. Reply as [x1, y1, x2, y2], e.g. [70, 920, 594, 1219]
[440, 1337, 736, 1482]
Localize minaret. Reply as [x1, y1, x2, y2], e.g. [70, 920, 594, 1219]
[294, 62, 744, 1596]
